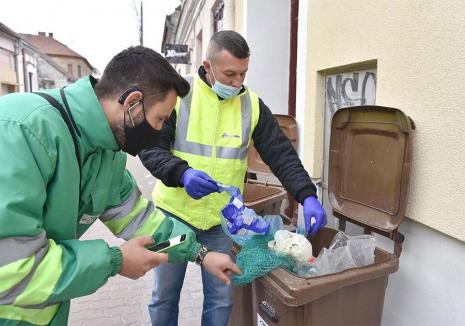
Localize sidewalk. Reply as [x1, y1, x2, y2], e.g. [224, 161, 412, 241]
[68, 156, 203, 325]
[68, 221, 203, 326]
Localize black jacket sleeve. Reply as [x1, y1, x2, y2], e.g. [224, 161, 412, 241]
[252, 99, 317, 204]
[139, 110, 190, 187]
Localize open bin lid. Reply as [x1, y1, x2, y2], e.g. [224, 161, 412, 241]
[328, 106, 414, 235]
[243, 183, 286, 203]
[248, 114, 297, 175]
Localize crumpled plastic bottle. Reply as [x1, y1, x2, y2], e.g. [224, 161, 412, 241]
[218, 183, 282, 245]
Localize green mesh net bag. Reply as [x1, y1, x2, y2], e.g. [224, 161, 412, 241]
[232, 234, 296, 286]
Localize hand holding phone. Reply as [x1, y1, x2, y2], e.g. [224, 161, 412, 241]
[119, 236, 169, 280]
[145, 234, 187, 253]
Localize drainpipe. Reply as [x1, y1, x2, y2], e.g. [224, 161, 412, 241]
[14, 43, 21, 92]
[22, 48, 29, 92]
[13, 41, 26, 92]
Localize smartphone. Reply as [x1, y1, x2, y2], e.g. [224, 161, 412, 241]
[145, 234, 187, 253]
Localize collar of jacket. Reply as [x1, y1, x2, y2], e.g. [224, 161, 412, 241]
[197, 65, 246, 99]
[63, 75, 119, 154]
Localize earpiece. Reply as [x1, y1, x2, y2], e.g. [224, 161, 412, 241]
[118, 86, 142, 104]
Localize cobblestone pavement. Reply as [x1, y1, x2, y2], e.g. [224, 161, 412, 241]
[68, 156, 203, 325]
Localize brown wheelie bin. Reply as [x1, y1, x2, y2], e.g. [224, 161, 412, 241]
[251, 106, 414, 325]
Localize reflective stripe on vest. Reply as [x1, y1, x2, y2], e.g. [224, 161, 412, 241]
[0, 303, 60, 325]
[100, 187, 156, 240]
[173, 76, 252, 160]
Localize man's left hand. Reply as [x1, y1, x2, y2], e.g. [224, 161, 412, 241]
[303, 196, 327, 237]
[202, 252, 242, 286]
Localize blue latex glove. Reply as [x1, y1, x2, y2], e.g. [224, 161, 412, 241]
[181, 168, 219, 200]
[303, 196, 327, 237]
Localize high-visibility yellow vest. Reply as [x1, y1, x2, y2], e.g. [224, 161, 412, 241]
[153, 74, 260, 230]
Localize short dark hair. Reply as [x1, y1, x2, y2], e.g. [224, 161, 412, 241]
[95, 46, 190, 106]
[207, 30, 250, 61]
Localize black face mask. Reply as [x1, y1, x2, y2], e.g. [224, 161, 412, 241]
[123, 97, 161, 156]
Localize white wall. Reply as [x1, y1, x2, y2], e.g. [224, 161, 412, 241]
[0, 37, 15, 52]
[296, 0, 308, 159]
[323, 212, 465, 326]
[382, 219, 465, 326]
[245, 0, 290, 115]
[37, 56, 68, 89]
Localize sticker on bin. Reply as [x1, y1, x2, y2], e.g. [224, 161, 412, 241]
[257, 313, 269, 326]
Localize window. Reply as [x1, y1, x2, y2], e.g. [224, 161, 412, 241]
[0, 49, 15, 71]
[77, 65, 82, 77]
[212, 0, 224, 33]
[2, 84, 17, 95]
[67, 64, 73, 76]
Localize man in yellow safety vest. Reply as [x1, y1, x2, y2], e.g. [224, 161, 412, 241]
[140, 31, 326, 326]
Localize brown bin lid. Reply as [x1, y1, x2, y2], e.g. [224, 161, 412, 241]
[248, 114, 297, 175]
[243, 183, 286, 203]
[328, 106, 414, 234]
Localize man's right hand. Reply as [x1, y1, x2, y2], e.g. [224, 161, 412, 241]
[181, 168, 219, 200]
[119, 236, 169, 280]
[202, 252, 242, 286]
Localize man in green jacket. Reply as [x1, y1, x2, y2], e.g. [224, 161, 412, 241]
[0, 46, 240, 325]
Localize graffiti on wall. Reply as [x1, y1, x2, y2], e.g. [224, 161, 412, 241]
[325, 70, 377, 114]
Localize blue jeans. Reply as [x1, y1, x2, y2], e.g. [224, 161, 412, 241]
[148, 212, 233, 326]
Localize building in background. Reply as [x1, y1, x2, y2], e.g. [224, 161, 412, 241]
[1, 22, 69, 95]
[161, 5, 182, 58]
[162, 0, 236, 77]
[21, 32, 95, 82]
[1, 22, 43, 94]
[162, 0, 297, 117]
[36, 51, 68, 89]
[0, 22, 23, 94]
[18, 39, 41, 93]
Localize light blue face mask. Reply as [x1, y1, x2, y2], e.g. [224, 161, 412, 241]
[209, 62, 242, 99]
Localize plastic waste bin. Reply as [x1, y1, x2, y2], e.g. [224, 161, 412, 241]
[229, 116, 295, 326]
[252, 227, 398, 325]
[250, 106, 415, 325]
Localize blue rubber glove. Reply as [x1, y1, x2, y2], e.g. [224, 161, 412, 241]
[181, 168, 219, 200]
[303, 196, 327, 237]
